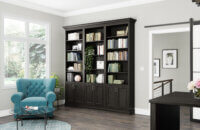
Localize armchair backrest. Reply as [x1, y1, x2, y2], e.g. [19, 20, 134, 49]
[16, 79, 56, 97]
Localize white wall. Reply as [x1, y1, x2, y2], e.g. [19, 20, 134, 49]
[0, 2, 65, 110]
[153, 32, 190, 92]
[64, 0, 200, 110]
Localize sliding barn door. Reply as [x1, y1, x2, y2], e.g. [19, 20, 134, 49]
[190, 18, 200, 121]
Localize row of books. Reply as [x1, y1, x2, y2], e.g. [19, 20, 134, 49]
[107, 51, 128, 61]
[67, 52, 82, 61]
[86, 32, 102, 42]
[67, 73, 74, 82]
[107, 63, 121, 72]
[107, 38, 128, 49]
[74, 63, 82, 71]
[97, 45, 104, 55]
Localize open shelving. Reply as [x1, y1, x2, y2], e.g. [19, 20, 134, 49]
[64, 18, 136, 114]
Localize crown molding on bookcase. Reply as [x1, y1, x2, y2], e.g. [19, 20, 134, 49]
[64, 0, 165, 17]
[0, 0, 165, 17]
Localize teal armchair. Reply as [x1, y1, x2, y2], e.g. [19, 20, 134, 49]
[11, 79, 56, 118]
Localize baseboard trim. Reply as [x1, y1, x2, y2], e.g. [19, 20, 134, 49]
[55, 99, 65, 106]
[135, 108, 150, 116]
[0, 109, 12, 117]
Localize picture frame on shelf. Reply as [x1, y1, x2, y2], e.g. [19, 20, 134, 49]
[97, 61, 104, 69]
[154, 59, 160, 77]
[162, 49, 178, 69]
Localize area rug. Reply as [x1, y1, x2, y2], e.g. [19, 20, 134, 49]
[0, 120, 71, 130]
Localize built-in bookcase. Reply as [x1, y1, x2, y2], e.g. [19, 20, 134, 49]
[63, 18, 136, 114]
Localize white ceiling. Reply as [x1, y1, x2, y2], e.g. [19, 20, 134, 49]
[0, 0, 165, 17]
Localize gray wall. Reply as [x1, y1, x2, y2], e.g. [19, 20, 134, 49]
[64, 0, 200, 110]
[153, 32, 190, 92]
[0, 2, 65, 110]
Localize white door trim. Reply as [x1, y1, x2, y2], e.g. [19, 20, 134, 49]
[148, 27, 190, 113]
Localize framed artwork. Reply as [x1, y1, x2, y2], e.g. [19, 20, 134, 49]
[162, 49, 178, 69]
[154, 59, 160, 77]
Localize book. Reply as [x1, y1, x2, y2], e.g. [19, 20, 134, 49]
[68, 32, 79, 41]
[107, 51, 128, 61]
[86, 33, 95, 42]
[108, 75, 114, 84]
[94, 32, 101, 41]
[67, 52, 82, 61]
[107, 38, 128, 49]
[67, 73, 74, 82]
[97, 45, 104, 55]
[108, 63, 121, 72]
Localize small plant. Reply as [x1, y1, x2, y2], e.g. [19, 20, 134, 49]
[85, 46, 95, 73]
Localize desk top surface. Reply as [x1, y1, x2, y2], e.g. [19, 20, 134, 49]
[149, 92, 200, 107]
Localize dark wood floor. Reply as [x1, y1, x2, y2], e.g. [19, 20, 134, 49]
[0, 106, 200, 130]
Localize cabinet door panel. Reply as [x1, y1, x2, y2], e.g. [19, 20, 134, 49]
[86, 85, 94, 105]
[94, 85, 103, 106]
[66, 83, 75, 103]
[106, 87, 119, 108]
[118, 88, 128, 109]
[74, 84, 85, 104]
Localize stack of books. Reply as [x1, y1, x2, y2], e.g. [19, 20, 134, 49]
[97, 45, 104, 55]
[107, 38, 128, 49]
[67, 52, 82, 61]
[68, 32, 79, 41]
[74, 63, 82, 71]
[86, 32, 102, 42]
[67, 73, 74, 82]
[107, 51, 128, 61]
[108, 63, 121, 72]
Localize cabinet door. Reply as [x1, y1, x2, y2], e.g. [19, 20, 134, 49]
[106, 86, 119, 108]
[93, 84, 104, 106]
[74, 83, 85, 104]
[66, 82, 75, 104]
[106, 85, 128, 109]
[118, 87, 128, 109]
[86, 84, 94, 106]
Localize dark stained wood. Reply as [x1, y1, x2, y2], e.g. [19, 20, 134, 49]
[0, 106, 200, 130]
[64, 18, 136, 114]
[150, 92, 200, 130]
[150, 92, 200, 107]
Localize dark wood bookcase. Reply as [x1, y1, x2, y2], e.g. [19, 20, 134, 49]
[63, 18, 136, 114]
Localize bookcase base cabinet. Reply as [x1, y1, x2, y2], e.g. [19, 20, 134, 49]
[65, 82, 134, 114]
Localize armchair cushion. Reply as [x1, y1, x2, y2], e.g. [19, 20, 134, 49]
[11, 92, 25, 104]
[21, 97, 47, 107]
[46, 91, 56, 103]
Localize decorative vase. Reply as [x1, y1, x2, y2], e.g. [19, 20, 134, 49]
[194, 88, 200, 99]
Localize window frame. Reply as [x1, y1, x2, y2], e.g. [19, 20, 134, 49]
[0, 16, 51, 89]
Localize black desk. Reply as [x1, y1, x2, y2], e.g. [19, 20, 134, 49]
[149, 92, 200, 130]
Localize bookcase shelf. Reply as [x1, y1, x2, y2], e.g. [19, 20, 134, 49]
[66, 50, 82, 52]
[107, 60, 128, 62]
[107, 48, 128, 51]
[66, 39, 83, 42]
[86, 40, 104, 43]
[64, 18, 136, 114]
[107, 35, 128, 39]
[66, 61, 82, 63]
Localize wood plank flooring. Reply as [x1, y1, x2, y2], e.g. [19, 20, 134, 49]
[0, 106, 200, 130]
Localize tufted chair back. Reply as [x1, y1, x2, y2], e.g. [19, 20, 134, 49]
[16, 79, 55, 97]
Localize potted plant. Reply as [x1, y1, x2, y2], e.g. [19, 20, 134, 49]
[50, 73, 64, 98]
[187, 80, 200, 99]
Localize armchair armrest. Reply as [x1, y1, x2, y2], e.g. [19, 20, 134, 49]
[11, 92, 25, 104]
[46, 91, 56, 103]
